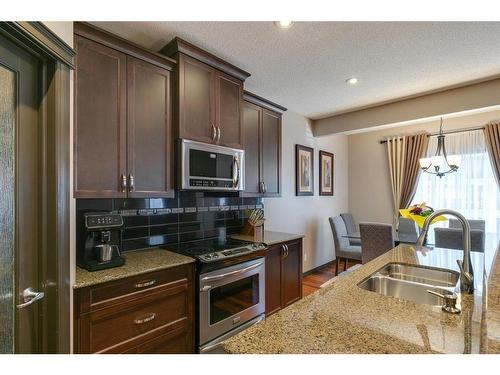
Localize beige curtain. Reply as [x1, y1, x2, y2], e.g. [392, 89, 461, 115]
[387, 137, 406, 227]
[400, 133, 429, 208]
[387, 133, 429, 228]
[484, 122, 500, 189]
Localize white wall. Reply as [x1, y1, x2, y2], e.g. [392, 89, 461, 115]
[264, 111, 349, 272]
[348, 109, 500, 225]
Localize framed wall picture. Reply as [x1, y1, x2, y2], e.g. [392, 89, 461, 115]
[295, 144, 314, 196]
[319, 150, 334, 196]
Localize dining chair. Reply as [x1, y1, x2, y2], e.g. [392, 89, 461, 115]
[434, 227, 485, 252]
[329, 216, 362, 275]
[397, 217, 418, 244]
[340, 213, 362, 246]
[449, 219, 485, 232]
[359, 222, 395, 264]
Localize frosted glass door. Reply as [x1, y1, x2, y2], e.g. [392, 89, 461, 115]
[0, 64, 15, 353]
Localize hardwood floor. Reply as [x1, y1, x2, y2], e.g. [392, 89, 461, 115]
[302, 259, 360, 297]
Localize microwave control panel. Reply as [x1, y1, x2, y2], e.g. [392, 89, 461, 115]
[190, 179, 233, 188]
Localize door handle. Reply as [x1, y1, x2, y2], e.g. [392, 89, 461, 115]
[16, 287, 44, 309]
[128, 174, 135, 192]
[216, 126, 221, 143]
[232, 156, 240, 188]
[282, 244, 289, 258]
[201, 261, 264, 282]
[133, 312, 156, 325]
[211, 123, 216, 142]
[121, 174, 128, 192]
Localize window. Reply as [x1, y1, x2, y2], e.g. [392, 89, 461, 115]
[413, 129, 500, 262]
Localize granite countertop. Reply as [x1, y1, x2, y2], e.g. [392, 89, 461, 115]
[74, 248, 195, 289]
[223, 244, 492, 354]
[481, 244, 500, 353]
[231, 230, 304, 245]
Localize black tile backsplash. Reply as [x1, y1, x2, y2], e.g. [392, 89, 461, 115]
[76, 192, 263, 253]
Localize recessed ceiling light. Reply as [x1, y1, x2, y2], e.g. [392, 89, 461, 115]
[275, 21, 293, 29]
[345, 77, 359, 85]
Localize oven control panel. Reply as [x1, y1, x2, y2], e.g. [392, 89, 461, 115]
[200, 243, 267, 262]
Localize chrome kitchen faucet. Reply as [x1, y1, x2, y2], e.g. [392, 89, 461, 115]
[416, 209, 474, 294]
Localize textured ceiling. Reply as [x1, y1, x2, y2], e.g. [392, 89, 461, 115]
[91, 21, 500, 119]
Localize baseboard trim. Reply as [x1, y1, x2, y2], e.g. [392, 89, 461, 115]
[303, 259, 336, 277]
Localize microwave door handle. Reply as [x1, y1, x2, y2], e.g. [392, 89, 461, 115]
[201, 261, 263, 282]
[233, 156, 240, 188]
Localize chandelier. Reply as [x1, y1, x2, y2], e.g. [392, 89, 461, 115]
[419, 118, 461, 178]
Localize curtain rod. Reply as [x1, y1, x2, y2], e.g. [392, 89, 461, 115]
[379, 125, 485, 144]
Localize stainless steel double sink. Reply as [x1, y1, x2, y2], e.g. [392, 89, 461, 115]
[358, 263, 460, 306]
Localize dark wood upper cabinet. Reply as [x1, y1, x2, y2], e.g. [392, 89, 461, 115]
[160, 37, 249, 149]
[74, 23, 175, 199]
[216, 72, 243, 148]
[74, 34, 127, 198]
[242, 91, 286, 197]
[265, 239, 303, 317]
[177, 54, 216, 144]
[261, 109, 281, 196]
[127, 56, 172, 197]
[242, 102, 262, 195]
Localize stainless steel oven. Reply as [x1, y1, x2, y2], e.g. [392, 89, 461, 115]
[179, 139, 244, 191]
[198, 257, 265, 352]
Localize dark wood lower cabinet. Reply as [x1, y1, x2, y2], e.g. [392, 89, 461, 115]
[265, 244, 283, 316]
[282, 240, 303, 307]
[265, 239, 303, 316]
[74, 264, 195, 354]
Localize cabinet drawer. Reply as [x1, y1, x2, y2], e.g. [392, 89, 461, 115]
[88, 282, 189, 353]
[86, 265, 189, 310]
[122, 324, 192, 354]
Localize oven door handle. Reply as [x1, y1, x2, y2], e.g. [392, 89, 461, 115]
[201, 261, 263, 283]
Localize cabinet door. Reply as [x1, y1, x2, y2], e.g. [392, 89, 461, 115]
[261, 109, 281, 197]
[265, 244, 283, 316]
[282, 240, 303, 308]
[242, 101, 262, 195]
[178, 54, 216, 143]
[127, 56, 173, 198]
[216, 72, 243, 148]
[74, 35, 127, 198]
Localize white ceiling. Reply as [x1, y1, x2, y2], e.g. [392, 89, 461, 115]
[91, 21, 500, 119]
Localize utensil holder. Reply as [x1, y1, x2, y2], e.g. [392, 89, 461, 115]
[242, 221, 264, 242]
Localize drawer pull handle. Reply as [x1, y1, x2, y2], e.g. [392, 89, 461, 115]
[134, 312, 156, 325]
[134, 280, 156, 288]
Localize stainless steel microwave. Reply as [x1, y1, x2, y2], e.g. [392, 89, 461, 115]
[178, 139, 245, 191]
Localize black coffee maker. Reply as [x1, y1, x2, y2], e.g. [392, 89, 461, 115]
[77, 212, 125, 271]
